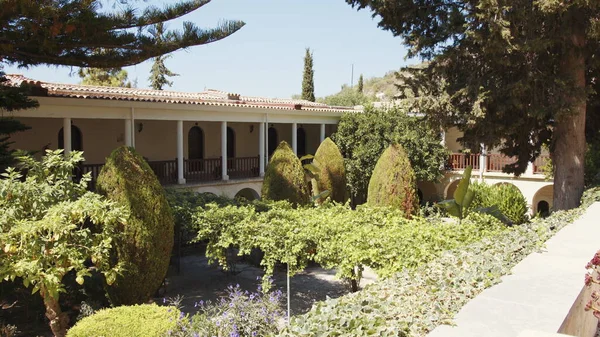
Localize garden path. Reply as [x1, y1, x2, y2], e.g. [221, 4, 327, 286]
[428, 202, 600, 337]
[165, 255, 377, 316]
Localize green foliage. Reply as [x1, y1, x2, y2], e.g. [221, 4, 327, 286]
[280, 204, 584, 336]
[471, 182, 529, 225]
[301, 48, 315, 102]
[313, 138, 348, 204]
[149, 23, 179, 90]
[2, 0, 245, 68]
[437, 166, 475, 223]
[367, 143, 418, 216]
[318, 85, 371, 107]
[96, 146, 175, 305]
[0, 150, 126, 337]
[0, 117, 30, 172]
[66, 304, 179, 337]
[333, 105, 447, 204]
[193, 200, 504, 290]
[261, 141, 310, 205]
[357, 74, 364, 94]
[78, 68, 131, 87]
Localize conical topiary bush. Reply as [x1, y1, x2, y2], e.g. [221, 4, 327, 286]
[367, 143, 418, 216]
[96, 146, 174, 305]
[313, 137, 349, 203]
[261, 141, 310, 205]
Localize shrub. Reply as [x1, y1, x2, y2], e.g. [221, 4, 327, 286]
[168, 284, 284, 337]
[313, 137, 349, 203]
[367, 143, 418, 216]
[66, 304, 179, 337]
[261, 141, 310, 205]
[96, 146, 175, 305]
[471, 182, 528, 225]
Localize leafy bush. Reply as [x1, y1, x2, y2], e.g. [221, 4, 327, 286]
[0, 150, 126, 337]
[97, 146, 175, 305]
[194, 201, 504, 289]
[261, 141, 310, 205]
[313, 137, 349, 203]
[471, 182, 528, 225]
[168, 284, 284, 337]
[367, 143, 418, 216]
[66, 304, 179, 337]
[279, 204, 584, 336]
[333, 105, 448, 204]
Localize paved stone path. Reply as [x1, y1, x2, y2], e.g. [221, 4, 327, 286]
[428, 202, 600, 337]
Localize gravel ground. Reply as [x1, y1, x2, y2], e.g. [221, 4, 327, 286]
[165, 254, 377, 316]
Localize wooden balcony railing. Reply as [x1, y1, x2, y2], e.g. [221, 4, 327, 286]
[533, 155, 550, 174]
[487, 154, 517, 172]
[81, 156, 261, 189]
[447, 153, 480, 171]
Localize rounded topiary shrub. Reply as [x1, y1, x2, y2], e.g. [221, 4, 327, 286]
[367, 143, 418, 216]
[493, 183, 528, 225]
[313, 138, 349, 203]
[261, 141, 310, 205]
[96, 146, 174, 305]
[66, 304, 179, 337]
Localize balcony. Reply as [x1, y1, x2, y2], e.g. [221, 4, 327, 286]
[447, 153, 550, 176]
[81, 156, 260, 189]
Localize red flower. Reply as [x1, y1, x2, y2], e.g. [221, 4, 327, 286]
[586, 273, 593, 286]
[586, 300, 594, 311]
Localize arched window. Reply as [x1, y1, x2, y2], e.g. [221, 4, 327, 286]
[188, 126, 204, 160]
[268, 127, 278, 157]
[58, 125, 83, 152]
[297, 127, 307, 157]
[227, 127, 235, 159]
[537, 200, 550, 218]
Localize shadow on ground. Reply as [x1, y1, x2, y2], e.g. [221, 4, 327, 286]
[165, 254, 377, 316]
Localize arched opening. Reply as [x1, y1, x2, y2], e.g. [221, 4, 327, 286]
[188, 126, 204, 160]
[417, 181, 439, 204]
[417, 189, 424, 205]
[234, 188, 260, 201]
[445, 179, 461, 199]
[537, 200, 550, 218]
[532, 185, 554, 216]
[268, 127, 278, 157]
[227, 127, 235, 159]
[297, 127, 307, 157]
[58, 125, 83, 152]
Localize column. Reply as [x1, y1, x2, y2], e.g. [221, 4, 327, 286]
[177, 120, 185, 184]
[125, 119, 133, 147]
[440, 129, 446, 146]
[259, 122, 265, 176]
[526, 162, 535, 176]
[479, 143, 486, 179]
[292, 122, 297, 155]
[221, 121, 229, 181]
[63, 117, 71, 156]
[320, 124, 326, 143]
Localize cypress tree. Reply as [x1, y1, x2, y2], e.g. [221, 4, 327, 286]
[301, 48, 316, 102]
[357, 74, 364, 94]
[149, 23, 179, 90]
[78, 68, 131, 87]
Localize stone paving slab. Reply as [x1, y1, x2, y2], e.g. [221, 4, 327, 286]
[428, 203, 600, 337]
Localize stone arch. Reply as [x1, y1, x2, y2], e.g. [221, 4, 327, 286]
[234, 188, 260, 201]
[532, 185, 554, 216]
[444, 179, 461, 199]
[58, 125, 83, 151]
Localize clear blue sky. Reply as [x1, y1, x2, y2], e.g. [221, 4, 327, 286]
[5, 0, 416, 98]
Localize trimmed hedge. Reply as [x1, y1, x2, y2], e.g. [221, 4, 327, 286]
[96, 146, 175, 305]
[471, 182, 529, 225]
[313, 138, 349, 203]
[66, 304, 179, 337]
[261, 141, 310, 205]
[367, 143, 418, 216]
[279, 198, 588, 336]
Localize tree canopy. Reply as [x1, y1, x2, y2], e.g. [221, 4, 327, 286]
[78, 68, 132, 87]
[346, 0, 600, 210]
[149, 22, 179, 90]
[1, 0, 245, 68]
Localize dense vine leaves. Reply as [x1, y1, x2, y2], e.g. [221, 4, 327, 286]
[0, 0, 245, 68]
[345, 0, 600, 210]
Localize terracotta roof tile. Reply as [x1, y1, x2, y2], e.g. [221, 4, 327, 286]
[5, 74, 357, 113]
